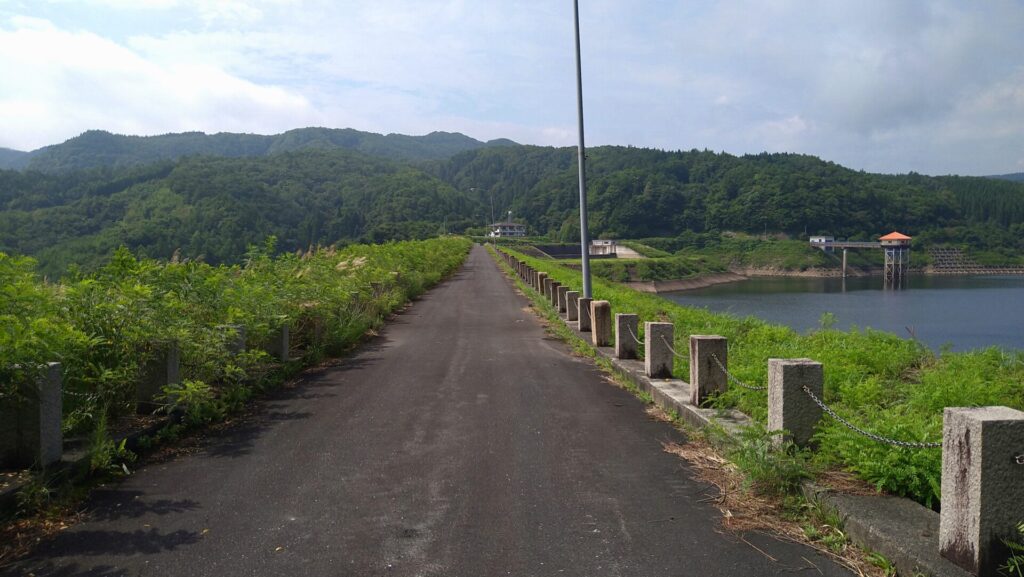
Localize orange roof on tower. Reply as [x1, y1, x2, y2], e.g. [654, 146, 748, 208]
[879, 231, 912, 241]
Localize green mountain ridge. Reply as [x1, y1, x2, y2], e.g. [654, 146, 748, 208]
[0, 147, 30, 170]
[0, 127, 520, 172]
[2, 143, 1024, 276]
[989, 172, 1024, 183]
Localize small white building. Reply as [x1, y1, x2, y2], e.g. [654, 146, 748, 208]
[590, 239, 617, 256]
[488, 222, 527, 238]
[809, 236, 835, 252]
[489, 210, 527, 238]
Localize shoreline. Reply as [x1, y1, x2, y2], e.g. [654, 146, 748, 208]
[625, 272, 748, 293]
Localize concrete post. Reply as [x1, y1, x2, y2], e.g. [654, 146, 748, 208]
[615, 314, 639, 360]
[566, 291, 580, 322]
[767, 359, 823, 448]
[137, 343, 181, 414]
[265, 325, 290, 362]
[645, 322, 674, 378]
[591, 301, 612, 346]
[0, 363, 63, 469]
[940, 406, 1024, 576]
[549, 281, 561, 307]
[578, 297, 593, 332]
[690, 335, 728, 407]
[223, 324, 246, 354]
[542, 278, 552, 301]
[537, 272, 548, 295]
[557, 285, 569, 314]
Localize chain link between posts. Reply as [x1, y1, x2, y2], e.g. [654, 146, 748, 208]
[625, 324, 643, 345]
[659, 335, 688, 360]
[801, 385, 942, 449]
[710, 353, 767, 391]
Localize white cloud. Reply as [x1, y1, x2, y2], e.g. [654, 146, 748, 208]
[2, 2, 1024, 175]
[0, 16, 314, 150]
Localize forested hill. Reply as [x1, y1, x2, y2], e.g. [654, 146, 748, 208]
[990, 172, 1024, 183]
[435, 146, 1024, 246]
[0, 128, 519, 172]
[0, 147, 29, 170]
[2, 142, 1024, 276]
[0, 149, 482, 276]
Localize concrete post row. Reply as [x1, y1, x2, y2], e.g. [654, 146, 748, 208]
[566, 291, 580, 322]
[557, 286, 569, 314]
[590, 301, 612, 347]
[578, 297, 593, 332]
[0, 362, 62, 469]
[940, 406, 1024, 576]
[767, 358, 823, 448]
[549, 281, 561, 308]
[615, 314, 639, 360]
[137, 343, 181, 414]
[690, 335, 728, 406]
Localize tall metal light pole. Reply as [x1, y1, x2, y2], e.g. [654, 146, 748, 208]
[573, 0, 592, 298]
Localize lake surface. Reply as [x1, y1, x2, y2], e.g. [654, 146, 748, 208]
[661, 275, 1024, 352]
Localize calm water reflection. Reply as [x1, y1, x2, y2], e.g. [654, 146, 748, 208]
[661, 275, 1024, 352]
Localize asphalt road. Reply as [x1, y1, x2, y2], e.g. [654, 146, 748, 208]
[3, 245, 851, 577]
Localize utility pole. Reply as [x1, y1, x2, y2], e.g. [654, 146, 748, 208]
[573, 0, 592, 299]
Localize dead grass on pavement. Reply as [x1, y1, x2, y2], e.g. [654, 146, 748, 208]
[649, 407, 886, 577]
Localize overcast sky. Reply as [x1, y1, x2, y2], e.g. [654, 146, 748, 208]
[1, 0, 1022, 175]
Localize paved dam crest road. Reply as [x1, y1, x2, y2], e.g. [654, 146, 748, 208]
[3, 245, 852, 577]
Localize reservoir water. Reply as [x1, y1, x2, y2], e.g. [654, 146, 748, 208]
[661, 275, 1024, 352]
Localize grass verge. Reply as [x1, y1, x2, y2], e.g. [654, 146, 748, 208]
[487, 245, 893, 577]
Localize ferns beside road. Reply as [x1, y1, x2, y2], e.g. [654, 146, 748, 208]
[0, 236, 471, 437]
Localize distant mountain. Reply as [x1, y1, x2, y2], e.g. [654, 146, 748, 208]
[18, 127, 519, 173]
[988, 172, 1024, 183]
[0, 148, 483, 276]
[0, 147, 30, 170]
[4, 140, 1024, 276]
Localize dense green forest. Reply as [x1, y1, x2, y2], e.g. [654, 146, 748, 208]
[0, 127, 518, 172]
[0, 150, 482, 276]
[2, 130, 1024, 275]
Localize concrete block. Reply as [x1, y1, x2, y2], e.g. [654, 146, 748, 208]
[537, 272, 548, 295]
[767, 358, 823, 448]
[265, 325, 290, 362]
[137, 343, 181, 414]
[940, 406, 1024, 576]
[222, 324, 246, 354]
[36, 363, 62, 468]
[591, 300, 612, 346]
[557, 286, 569, 314]
[690, 335, 728, 407]
[645, 322, 674, 378]
[566, 291, 580, 322]
[549, 281, 561, 307]
[542, 278, 552, 300]
[615, 314, 639, 360]
[578, 297, 593, 332]
[0, 363, 63, 469]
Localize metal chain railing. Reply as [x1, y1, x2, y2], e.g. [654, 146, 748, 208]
[710, 353, 767, 391]
[659, 335, 688, 360]
[625, 324, 643, 345]
[801, 385, 942, 449]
